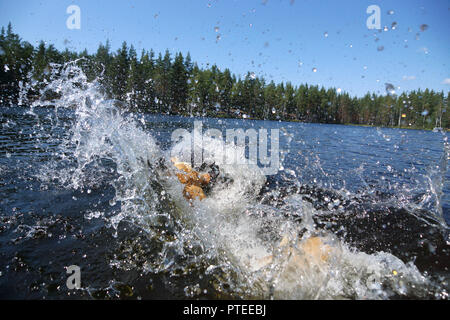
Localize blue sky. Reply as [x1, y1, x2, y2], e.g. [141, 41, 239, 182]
[0, 0, 449, 97]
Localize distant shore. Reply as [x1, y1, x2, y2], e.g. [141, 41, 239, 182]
[1, 104, 449, 133]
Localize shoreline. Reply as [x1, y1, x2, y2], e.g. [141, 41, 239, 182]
[1, 104, 448, 132]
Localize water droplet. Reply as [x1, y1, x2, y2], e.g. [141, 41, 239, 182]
[377, 45, 384, 51]
[420, 24, 428, 31]
[421, 110, 429, 116]
[363, 66, 368, 70]
[385, 83, 396, 96]
[249, 72, 256, 80]
[216, 34, 221, 42]
[312, 67, 317, 72]
[214, 26, 220, 33]
[272, 107, 276, 114]
[264, 41, 270, 48]
[324, 32, 328, 38]
[4, 64, 9, 72]
[337, 88, 342, 93]
[391, 22, 398, 30]
[387, 10, 394, 15]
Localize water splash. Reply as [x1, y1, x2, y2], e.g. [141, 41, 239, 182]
[16, 60, 448, 299]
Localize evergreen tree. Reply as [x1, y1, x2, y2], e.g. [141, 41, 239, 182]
[218, 68, 233, 116]
[111, 41, 129, 101]
[140, 49, 156, 112]
[170, 52, 188, 113]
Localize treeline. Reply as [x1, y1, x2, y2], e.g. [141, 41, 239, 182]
[1, 23, 448, 129]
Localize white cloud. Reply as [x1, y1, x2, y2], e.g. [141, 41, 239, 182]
[402, 75, 416, 81]
[442, 78, 450, 85]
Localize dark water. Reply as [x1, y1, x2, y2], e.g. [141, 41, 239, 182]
[0, 104, 449, 300]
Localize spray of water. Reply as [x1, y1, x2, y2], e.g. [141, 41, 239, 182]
[21, 61, 447, 299]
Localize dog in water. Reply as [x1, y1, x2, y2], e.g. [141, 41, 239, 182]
[171, 157, 212, 201]
[170, 157, 334, 271]
[256, 234, 332, 270]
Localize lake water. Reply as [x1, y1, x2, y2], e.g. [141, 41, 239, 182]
[0, 63, 448, 299]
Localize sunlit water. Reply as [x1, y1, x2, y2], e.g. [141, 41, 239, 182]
[0, 62, 448, 299]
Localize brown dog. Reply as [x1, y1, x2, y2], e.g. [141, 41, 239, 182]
[257, 235, 331, 270]
[171, 158, 211, 201]
[170, 158, 332, 272]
